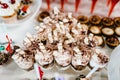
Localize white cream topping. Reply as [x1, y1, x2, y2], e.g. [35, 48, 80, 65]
[53, 50, 72, 66]
[35, 50, 53, 66]
[0, 0, 20, 16]
[12, 49, 34, 70]
[72, 54, 88, 66]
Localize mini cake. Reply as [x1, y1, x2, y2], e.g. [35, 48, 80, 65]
[0, 52, 10, 65]
[89, 15, 101, 25]
[37, 11, 50, 22]
[12, 49, 34, 70]
[17, 5, 30, 19]
[106, 36, 119, 48]
[89, 48, 109, 69]
[21, 0, 33, 5]
[101, 27, 114, 36]
[115, 26, 120, 36]
[89, 26, 101, 35]
[0, 2, 17, 23]
[35, 43, 54, 69]
[102, 17, 114, 27]
[77, 15, 89, 24]
[114, 17, 120, 27]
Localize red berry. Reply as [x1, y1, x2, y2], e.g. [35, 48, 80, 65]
[11, 0, 16, 4]
[1, 3, 8, 9]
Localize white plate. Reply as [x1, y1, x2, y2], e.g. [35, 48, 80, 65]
[0, 0, 42, 27]
[108, 44, 120, 80]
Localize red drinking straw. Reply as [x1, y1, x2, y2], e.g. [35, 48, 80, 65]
[46, 0, 50, 10]
[107, 0, 111, 6]
[90, 0, 98, 14]
[75, 0, 80, 12]
[6, 35, 13, 54]
[61, 0, 65, 11]
[108, 0, 119, 17]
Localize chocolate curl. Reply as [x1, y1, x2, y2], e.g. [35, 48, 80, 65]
[6, 35, 13, 54]
[107, 0, 111, 6]
[46, 0, 50, 10]
[75, 0, 80, 12]
[90, 0, 98, 14]
[60, 0, 65, 11]
[108, 0, 119, 17]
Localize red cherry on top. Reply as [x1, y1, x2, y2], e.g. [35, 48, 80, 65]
[11, 0, 16, 4]
[1, 3, 9, 9]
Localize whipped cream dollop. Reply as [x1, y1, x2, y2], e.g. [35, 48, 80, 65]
[35, 50, 53, 66]
[53, 50, 72, 67]
[12, 49, 34, 70]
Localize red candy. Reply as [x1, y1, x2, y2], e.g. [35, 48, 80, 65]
[1, 3, 9, 9]
[10, 0, 16, 4]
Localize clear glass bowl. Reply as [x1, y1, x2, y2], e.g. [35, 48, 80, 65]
[108, 44, 120, 80]
[0, 0, 42, 27]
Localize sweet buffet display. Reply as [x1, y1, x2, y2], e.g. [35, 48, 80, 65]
[1, 0, 120, 80]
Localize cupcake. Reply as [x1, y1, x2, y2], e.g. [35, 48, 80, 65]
[77, 15, 89, 24]
[17, 5, 30, 19]
[89, 26, 101, 35]
[89, 48, 109, 69]
[0, 2, 17, 23]
[53, 43, 72, 70]
[114, 17, 120, 27]
[101, 27, 114, 36]
[89, 15, 101, 25]
[102, 17, 114, 27]
[35, 43, 54, 69]
[115, 26, 120, 36]
[105, 36, 119, 49]
[1, 0, 20, 10]
[0, 51, 10, 65]
[12, 49, 34, 70]
[37, 11, 50, 22]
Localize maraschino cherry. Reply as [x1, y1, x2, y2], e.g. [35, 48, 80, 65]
[0, 2, 9, 9]
[10, 0, 16, 4]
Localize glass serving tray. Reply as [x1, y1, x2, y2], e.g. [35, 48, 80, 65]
[0, 0, 120, 80]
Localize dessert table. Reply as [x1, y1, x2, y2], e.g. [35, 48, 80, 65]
[0, 0, 120, 80]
